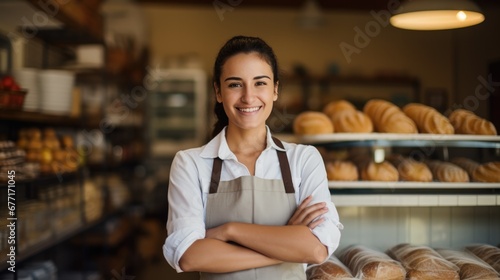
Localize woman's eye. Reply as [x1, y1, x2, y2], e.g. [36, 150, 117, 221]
[228, 83, 241, 88]
[256, 81, 267, 86]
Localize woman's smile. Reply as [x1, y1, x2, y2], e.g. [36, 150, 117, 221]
[237, 106, 262, 113]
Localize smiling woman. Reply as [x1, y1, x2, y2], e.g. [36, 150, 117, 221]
[163, 36, 343, 280]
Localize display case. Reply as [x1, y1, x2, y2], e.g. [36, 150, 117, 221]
[148, 68, 207, 157]
[282, 132, 500, 252]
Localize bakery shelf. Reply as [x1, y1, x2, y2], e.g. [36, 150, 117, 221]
[329, 181, 500, 190]
[331, 194, 500, 207]
[288, 133, 500, 148]
[0, 110, 81, 126]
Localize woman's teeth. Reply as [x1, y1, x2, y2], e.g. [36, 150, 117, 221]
[239, 106, 260, 113]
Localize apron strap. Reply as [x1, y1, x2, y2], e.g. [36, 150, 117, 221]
[272, 137, 295, 194]
[209, 157, 223, 194]
[209, 137, 295, 194]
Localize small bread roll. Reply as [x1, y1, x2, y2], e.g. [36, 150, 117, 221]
[426, 160, 469, 182]
[323, 100, 356, 117]
[449, 109, 497, 135]
[403, 103, 454, 134]
[326, 160, 359, 181]
[361, 161, 399, 181]
[363, 99, 418, 134]
[293, 111, 334, 135]
[330, 110, 374, 133]
[473, 162, 500, 183]
[390, 156, 433, 182]
[450, 157, 479, 180]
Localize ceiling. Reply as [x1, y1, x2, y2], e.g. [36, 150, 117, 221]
[137, 0, 495, 11]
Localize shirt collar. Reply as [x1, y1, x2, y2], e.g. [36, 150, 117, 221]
[199, 126, 285, 160]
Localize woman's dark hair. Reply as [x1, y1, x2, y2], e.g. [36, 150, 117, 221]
[211, 35, 280, 137]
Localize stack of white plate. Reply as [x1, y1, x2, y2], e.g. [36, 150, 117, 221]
[39, 70, 75, 114]
[13, 68, 39, 111]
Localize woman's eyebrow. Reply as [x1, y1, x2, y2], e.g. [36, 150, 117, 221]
[254, 75, 271, 80]
[224, 75, 271, 82]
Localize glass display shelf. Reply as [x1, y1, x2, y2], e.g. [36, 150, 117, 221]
[283, 133, 500, 149]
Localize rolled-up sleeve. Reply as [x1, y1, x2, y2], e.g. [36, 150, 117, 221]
[295, 145, 343, 260]
[163, 150, 206, 272]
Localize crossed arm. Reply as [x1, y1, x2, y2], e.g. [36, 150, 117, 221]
[179, 196, 329, 273]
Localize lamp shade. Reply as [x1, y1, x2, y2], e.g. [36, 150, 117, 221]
[390, 0, 485, 30]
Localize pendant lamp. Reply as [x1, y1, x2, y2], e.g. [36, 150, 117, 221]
[390, 0, 485, 30]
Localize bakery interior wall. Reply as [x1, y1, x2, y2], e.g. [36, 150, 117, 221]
[142, 3, 500, 120]
[141, 3, 500, 253]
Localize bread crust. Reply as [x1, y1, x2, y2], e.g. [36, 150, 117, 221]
[403, 103, 454, 134]
[363, 99, 417, 134]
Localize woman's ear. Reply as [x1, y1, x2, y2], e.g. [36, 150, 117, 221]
[273, 81, 279, 101]
[214, 83, 222, 103]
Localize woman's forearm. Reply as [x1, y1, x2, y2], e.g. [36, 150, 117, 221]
[179, 238, 282, 273]
[226, 223, 328, 264]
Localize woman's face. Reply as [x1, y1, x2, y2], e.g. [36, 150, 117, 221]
[216, 52, 278, 132]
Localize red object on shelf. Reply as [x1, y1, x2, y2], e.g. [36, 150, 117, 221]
[0, 90, 28, 110]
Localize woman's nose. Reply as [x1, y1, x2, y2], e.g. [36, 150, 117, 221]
[241, 86, 255, 103]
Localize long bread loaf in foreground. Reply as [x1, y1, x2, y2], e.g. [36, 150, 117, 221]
[306, 255, 356, 280]
[339, 245, 406, 280]
[437, 248, 500, 280]
[465, 244, 500, 273]
[387, 244, 460, 280]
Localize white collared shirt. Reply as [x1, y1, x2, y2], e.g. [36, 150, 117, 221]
[164, 126, 342, 272]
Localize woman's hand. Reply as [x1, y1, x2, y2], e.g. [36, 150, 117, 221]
[287, 195, 328, 229]
[206, 223, 230, 242]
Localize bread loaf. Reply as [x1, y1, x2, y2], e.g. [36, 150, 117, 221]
[465, 244, 500, 273]
[329, 110, 374, 133]
[293, 111, 334, 135]
[388, 155, 433, 182]
[473, 162, 500, 183]
[451, 158, 480, 180]
[387, 244, 460, 280]
[326, 160, 359, 181]
[306, 255, 356, 280]
[363, 99, 418, 134]
[426, 160, 469, 182]
[437, 248, 500, 280]
[449, 109, 497, 135]
[402, 103, 454, 134]
[361, 161, 399, 182]
[323, 100, 357, 117]
[339, 245, 406, 280]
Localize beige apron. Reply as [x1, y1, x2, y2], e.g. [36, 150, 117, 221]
[200, 137, 306, 280]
